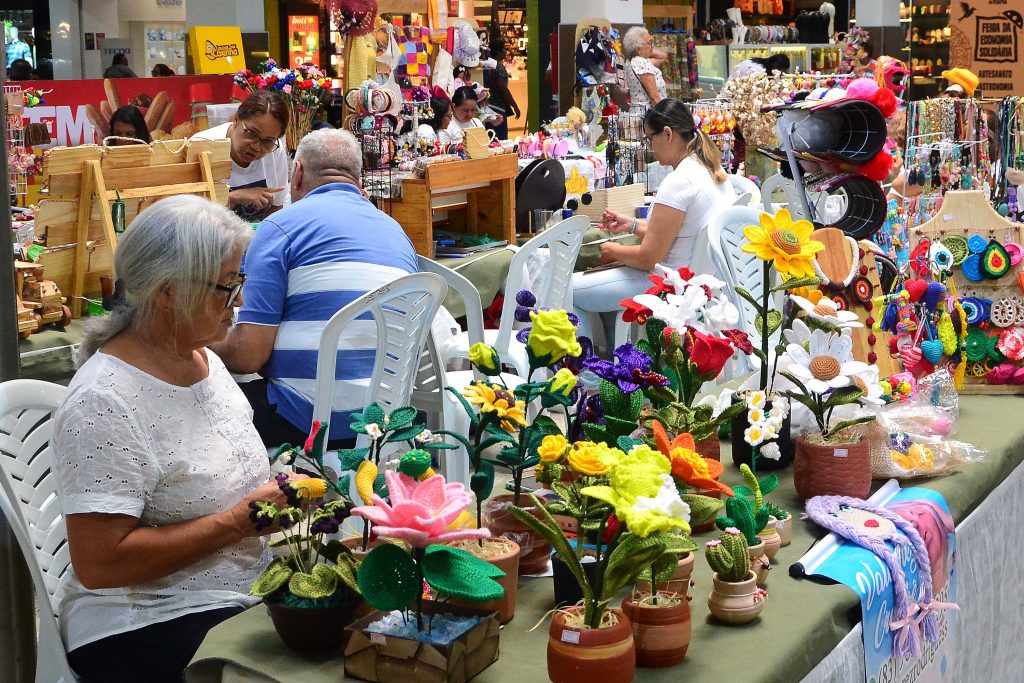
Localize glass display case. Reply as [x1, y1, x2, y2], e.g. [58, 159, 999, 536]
[130, 21, 187, 76]
[901, 0, 950, 99]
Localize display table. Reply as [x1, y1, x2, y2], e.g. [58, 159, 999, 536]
[184, 395, 1024, 683]
[385, 155, 518, 258]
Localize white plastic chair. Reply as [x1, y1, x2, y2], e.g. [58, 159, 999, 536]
[760, 173, 828, 221]
[0, 379, 78, 683]
[312, 273, 447, 477]
[728, 174, 762, 208]
[446, 215, 589, 378]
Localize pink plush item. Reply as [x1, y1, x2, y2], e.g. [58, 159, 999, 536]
[985, 363, 1015, 385]
[352, 470, 490, 548]
[845, 77, 880, 101]
[1012, 367, 1024, 385]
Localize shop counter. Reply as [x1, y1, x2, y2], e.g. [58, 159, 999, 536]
[184, 394, 1024, 683]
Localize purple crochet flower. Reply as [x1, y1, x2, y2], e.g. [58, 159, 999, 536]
[516, 290, 537, 307]
[583, 394, 605, 424]
[583, 343, 668, 393]
[275, 472, 301, 507]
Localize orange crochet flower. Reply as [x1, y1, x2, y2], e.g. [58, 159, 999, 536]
[651, 421, 734, 497]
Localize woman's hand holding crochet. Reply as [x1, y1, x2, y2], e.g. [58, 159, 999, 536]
[230, 472, 308, 538]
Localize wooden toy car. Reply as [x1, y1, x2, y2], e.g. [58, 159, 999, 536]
[15, 261, 71, 337]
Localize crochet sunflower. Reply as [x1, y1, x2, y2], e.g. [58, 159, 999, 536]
[742, 208, 824, 279]
[462, 382, 528, 432]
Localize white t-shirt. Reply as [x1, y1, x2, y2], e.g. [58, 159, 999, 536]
[626, 56, 667, 112]
[192, 122, 290, 220]
[652, 155, 734, 270]
[445, 115, 483, 143]
[53, 350, 270, 651]
[417, 122, 454, 147]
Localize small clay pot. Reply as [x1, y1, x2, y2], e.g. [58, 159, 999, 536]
[748, 538, 770, 586]
[634, 552, 694, 597]
[265, 594, 361, 652]
[793, 434, 871, 501]
[486, 493, 552, 575]
[695, 433, 721, 461]
[449, 537, 520, 624]
[547, 607, 636, 683]
[776, 514, 792, 546]
[758, 517, 782, 561]
[621, 593, 691, 667]
[730, 392, 793, 470]
[707, 571, 765, 625]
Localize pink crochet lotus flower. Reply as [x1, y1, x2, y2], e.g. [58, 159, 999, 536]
[351, 470, 490, 548]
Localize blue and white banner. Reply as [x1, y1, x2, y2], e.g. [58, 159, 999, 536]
[799, 480, 959, 683]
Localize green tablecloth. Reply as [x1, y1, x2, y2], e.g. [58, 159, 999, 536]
[18, 319, 84, 385]
[186, 395, 1024, 683]
[436, 248, 516, 319]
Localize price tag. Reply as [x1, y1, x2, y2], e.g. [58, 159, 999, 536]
[370, 633, 387, 645]
[833, 448, 848, 458]
[775, 519, 784, 531]
[560, 630, 581, 644]
[943, 213, 954, 222]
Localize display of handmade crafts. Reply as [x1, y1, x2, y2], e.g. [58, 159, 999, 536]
[804, 496, 958, 658]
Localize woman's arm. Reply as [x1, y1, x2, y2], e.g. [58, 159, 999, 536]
[649, 47, 669, 67]
[602, 205, 684, 271]
[639, 73, 662, 105]
[497, 80, 521, 118]
[66, 476, 299, 590]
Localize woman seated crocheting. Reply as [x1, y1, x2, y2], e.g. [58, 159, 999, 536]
[53, 195, 300, 683]
[572, 98, 734, 349]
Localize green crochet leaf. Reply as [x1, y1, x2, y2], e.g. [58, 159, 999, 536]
[755, 311, 784, 337]
[289, 563, 338, 600]
[470, 459, 495, 500]
[391, 425, 426, 442]
[387, 406, 418, 430]
[443, 387, 480, 427]
[824, 385, 863, 409]
[758, 473, 779, 496]
[732, 485, 755, 498]
[770, 275, 820, 292]
[422, 545, 505, 602]
[617, 436, 644, 453]
[338, 448, 370, 471]
[650, 551, 682, 584]
[333, 555, 361, 595]
[644, 317, 667, 350]
[682, 494, 723, 526]
[661, 533, 698, 555]
[605, 415, 640, 441]
[250, 557, 293, 597]
[364, 404, 386, 426]
[603, 533, 669, 601]
[357, 544, 420, 612]
[373, 472, 388, 500]
[582, 423, 610, 444]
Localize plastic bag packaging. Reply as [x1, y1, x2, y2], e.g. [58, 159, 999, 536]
[481, 496, 542, 558]
[864, 404, 986, 479]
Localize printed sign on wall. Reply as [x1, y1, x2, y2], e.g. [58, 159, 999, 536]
[949, 1, 1024, 97]
[188, 26, 246, 74]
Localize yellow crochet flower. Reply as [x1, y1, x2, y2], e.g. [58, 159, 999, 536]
[526, 309, 582, 367]
[567, 441, 611, 476]
[580, 445, 691, 537]
[788, 285, 824, 305]
[538, 434, 569, 463]
[742, 208, 824, 279]
[468, 342, 501, 375]
[293, 478, 327, 500]
[669, 446, 710, 481]
[547, 368, 578, 398]
[462, 382, 528, 432]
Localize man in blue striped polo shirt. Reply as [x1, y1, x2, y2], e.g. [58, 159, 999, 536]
[213, 128, 417, 448]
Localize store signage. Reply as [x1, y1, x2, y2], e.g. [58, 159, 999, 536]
[949, 0, 1024, 96]
[288, 15, 320, 68]
[188, 26, 246, 74]
[14, 75, 233, 147]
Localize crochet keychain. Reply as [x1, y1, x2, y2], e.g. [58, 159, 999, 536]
[804, 496, 958, 659]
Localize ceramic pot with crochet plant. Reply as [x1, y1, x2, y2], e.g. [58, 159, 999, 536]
[705, 529, 767, 625]
[714, 464, 777, 585]
[621, 591, 691, 668]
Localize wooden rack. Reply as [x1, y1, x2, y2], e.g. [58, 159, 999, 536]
[36, 138, 232, 317]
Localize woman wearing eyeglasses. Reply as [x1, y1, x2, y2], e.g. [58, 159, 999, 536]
[52, 196, 304, 682]
[192, 91, 290, 220]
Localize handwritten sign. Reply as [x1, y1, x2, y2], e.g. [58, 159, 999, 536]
[949, 1, 1024, 97]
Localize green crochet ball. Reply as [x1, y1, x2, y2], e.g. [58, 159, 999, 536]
[399, 449, 433, 478]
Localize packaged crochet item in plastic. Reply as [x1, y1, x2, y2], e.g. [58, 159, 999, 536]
[864, 406, 985, 479]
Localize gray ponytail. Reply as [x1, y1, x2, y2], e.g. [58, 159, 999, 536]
[77, 195, 251, 366]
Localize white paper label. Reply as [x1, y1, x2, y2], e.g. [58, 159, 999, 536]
[775, 519, 784, 530]
[561, 630, 581, 644]
[943, 213, 953, 222]
[833, 448, 848, 458]
[370, 633, 387, 645]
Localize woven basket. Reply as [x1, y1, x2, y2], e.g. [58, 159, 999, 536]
[793, 428, 872, 501]
[464, 127, 491, 159]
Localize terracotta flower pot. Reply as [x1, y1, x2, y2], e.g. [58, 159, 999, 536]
[449, 537, 520, 624]
[758, 517, 782, 561]
[634, 552, 694, 597]
[730, 392, 793, 470]
[265, 593, 361, 653]
[776, 514, 793, 547]
[486, 493, 552, 575]
[621, 593, 691, 667]
[707, 571, 765, 625]
[793, 434, 871, 501]
[547, 607, 636, 683]
[695, 433, 721, 461]
[748, 538, 770, 586]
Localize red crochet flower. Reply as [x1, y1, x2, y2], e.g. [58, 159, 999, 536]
[722, 328, 754, 355]
[645, 266, 695, 296]
[684, 327, 734, 379]
[620, 297, 653, 324]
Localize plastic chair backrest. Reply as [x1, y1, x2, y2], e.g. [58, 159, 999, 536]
[729, 174, 762, 208]
[0, 379, 78, 682]
[312, 273, 448, 431]
[759, 173, 828, 222]
[494, 215, 588, 352]
[415, 257, 486, 392]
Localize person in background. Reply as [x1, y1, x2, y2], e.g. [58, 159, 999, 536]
[483, 40, 520, 140]
[417, 93, 454, 146]
[940, 68, 978, 99]
[192, 91, 290, 221]
[446, 85, 487, 144]
[7, 58, 31, 81]
[623, 27, 667, 113]
[107, 105, 152, 145]
[151, 63, 175, 77]
[211, 129, 417, 448]
[5, 25, 31, 68]
[572, 98, 734, 349]
[53, 195, 302, 683]
[104, 53, 137, 79]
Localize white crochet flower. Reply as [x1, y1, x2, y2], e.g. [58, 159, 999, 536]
[786, 330, 868, 395]
[760, 442, 782, 461]
[364, 423, 383, 440]
[791, 295, 863, 329]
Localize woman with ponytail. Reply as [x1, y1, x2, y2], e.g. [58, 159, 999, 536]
[572, 98, 734, 349]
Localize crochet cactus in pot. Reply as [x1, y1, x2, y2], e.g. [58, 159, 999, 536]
[714, 485, 770, 546]
[705, 528, 751, 582]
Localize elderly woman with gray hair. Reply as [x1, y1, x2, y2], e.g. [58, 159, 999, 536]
[52, 195, 301, 683]
[623, 26, 668, 112]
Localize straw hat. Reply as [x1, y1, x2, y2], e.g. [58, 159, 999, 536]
[941, 68, 979, 97]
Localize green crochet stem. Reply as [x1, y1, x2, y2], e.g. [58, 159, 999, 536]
[715, 494, 770, 546]
[705, 531, 750, 582]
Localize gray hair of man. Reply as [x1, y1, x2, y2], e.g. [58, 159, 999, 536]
[76, 195, 251, 366]
[294, 128, 363, 190]
[622, 26, 651, 60]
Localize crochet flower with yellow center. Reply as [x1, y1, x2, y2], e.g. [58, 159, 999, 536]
[462, 382, 528, 432]
[742, 208, 824, 279]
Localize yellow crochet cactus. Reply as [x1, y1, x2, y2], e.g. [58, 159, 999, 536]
[355, 460, 378, 504]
